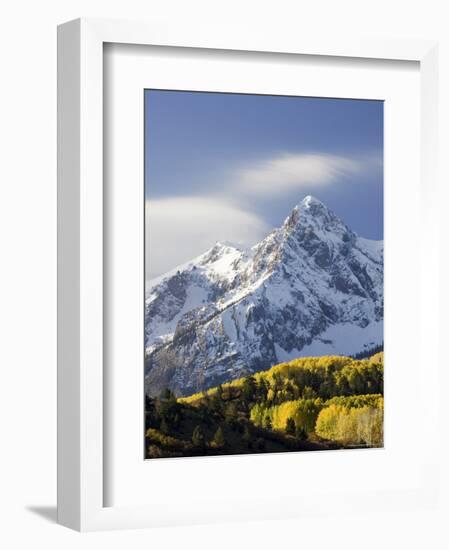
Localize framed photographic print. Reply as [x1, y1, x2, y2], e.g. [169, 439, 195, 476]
[58, 18, 441, 531]
[143, 89, 384, 459]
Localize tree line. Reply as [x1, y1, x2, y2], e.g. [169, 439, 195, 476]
[145, 352, 384, 458]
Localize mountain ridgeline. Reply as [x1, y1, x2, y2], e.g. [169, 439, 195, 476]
[145, 352, 384, 458]
[145, 196, 383, 397]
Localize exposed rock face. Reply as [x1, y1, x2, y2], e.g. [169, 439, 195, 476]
[145, 196, 383, 396]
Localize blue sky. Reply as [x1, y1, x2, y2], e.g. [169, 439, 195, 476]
[145, 90, 383, 279]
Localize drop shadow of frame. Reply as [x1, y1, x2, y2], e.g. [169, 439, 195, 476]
[26, 506, 57, 523]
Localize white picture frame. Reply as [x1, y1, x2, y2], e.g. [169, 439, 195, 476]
[57, 17, 440, 531]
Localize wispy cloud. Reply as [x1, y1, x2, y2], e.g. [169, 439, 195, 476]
[233, 152, 368, 197]
[146, 197, 269, 280]
[146, 150, 382, 278]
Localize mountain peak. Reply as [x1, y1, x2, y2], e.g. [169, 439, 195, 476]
[199, 240, 244, 268]
[279, 195, 354, 248]
[283, 195, 333, 230]
[214, 240, 242, 251]
[300, 195, 325, 209]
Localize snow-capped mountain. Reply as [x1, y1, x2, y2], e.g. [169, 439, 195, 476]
[145, 195, 383, 397]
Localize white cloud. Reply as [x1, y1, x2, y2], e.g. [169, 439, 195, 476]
[146, 197, 269, 280]
[234, 152, 361, 196]
[145, 151, 382, 279]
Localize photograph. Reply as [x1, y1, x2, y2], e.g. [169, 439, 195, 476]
[144, 90, 384, 459]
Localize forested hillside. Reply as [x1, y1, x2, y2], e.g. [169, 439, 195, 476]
[145, 352, 384, 458]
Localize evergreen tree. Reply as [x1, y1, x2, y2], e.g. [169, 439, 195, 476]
[192, 425, 205, 448]
[216, 384, 224, 400]
[160, 416, 169, 434]
[257, 378, 269, 402]
[145, 395, 157, 430]
[211, 385, 224, 414]
[172, 412, 181, 429]
[212, 426, 226, 448]
[242, 375, 257, 403]
[285, 382, 295, 401]
[242, 424, 252, 449]
[286, 417, 296, 435]
[295, 425, 307, 441]
[161, 388, 174, 401]
[224, 401, 238, 423]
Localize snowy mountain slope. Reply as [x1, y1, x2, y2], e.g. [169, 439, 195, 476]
[145, 195, 383, 396]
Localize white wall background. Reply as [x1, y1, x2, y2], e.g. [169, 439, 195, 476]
[0, 0, 448, 548]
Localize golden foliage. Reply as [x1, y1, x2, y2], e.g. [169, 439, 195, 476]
[315, 398, 383, 447]
[251, 398, 324, 432]
[180, 352, 383, 405]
